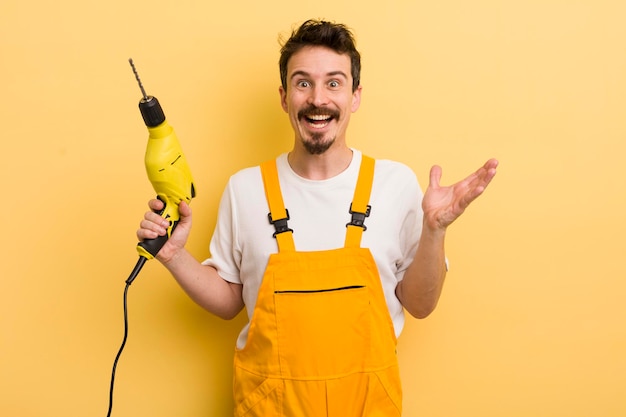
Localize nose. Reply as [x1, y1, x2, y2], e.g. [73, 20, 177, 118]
[307, 85, 329, 107]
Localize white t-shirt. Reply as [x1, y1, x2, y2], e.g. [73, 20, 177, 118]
[203, 150, 424, 349]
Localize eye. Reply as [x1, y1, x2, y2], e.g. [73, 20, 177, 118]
[329, 80, 340, 88]
[297, 80, 311, 88]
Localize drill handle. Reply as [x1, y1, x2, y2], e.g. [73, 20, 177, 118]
[137, 224, 177, 259]
[136, 195, 179, 260]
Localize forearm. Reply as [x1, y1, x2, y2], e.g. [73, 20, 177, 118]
[160, 248, 244, 320]
[396, 225, 447, 319]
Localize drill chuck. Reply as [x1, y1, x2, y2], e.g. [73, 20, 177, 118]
[139, 96, 166, 127]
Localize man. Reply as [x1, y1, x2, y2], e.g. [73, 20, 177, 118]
[138, 19, 498, 416]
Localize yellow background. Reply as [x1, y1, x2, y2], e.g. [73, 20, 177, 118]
[2, 1, 625, 416]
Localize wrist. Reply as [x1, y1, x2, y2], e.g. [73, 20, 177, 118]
[422, 220, 447, 239]
[157, 245, 185, 266]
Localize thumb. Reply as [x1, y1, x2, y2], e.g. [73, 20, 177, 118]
[178, 200, 192, 221]
[429, 165, 442, 189]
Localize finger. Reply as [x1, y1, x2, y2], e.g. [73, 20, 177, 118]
[463, 160, 499, 204]
[140, 217, 168, 235]
[476, 159, 498, 187]
[137, 224, 163, 241]
[148, 198, 165, 211]
[485, 158, 499, 170]
[466, 158, 498, 189]
[137, 228, 159, 241]
[429, 165, 442, 188]
[145, 210, 170, 227]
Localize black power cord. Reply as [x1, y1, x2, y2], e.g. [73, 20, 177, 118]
[106, 256, 147, 417]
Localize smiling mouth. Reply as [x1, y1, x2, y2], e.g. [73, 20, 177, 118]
[304, 114, 333, 128]
[298, 105, 341, 130]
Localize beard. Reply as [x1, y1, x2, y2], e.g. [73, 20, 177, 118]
[298, 104, 340, 155]
[302, 132, 336, 155]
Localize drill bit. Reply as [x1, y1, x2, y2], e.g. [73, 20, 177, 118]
[128, 58, 149, 101]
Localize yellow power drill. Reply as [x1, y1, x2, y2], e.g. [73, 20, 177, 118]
[106, 60, 197, 417]
[126, 59, 196, 283]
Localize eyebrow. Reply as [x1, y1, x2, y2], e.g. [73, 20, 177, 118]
[290, 70, 349, 81]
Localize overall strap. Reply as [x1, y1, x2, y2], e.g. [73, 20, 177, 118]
[345, 155, 375, 248]
[260, 159, 295, 252]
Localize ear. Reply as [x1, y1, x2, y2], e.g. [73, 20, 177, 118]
[279, 85, 288, 113]
[351, 85, 362, 113]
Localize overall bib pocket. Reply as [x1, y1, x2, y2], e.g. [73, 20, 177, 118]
[273, 265, 372, 379]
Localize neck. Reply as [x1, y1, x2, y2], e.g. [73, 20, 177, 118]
[288, 145, 353, 180]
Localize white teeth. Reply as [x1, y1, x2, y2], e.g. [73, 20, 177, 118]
[308, 115, 331, 121]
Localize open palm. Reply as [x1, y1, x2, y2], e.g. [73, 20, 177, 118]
[422, 159, 498, 230]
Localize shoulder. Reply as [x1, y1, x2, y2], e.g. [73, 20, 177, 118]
[227, 164, 262, 191]
[372, 158, 421, 191]
[374, 158, 416, 177]
[230, 164, 261, 181]
[228, 153, 288, 188]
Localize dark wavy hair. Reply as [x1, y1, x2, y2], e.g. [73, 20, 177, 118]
[279, 19, 361, 92]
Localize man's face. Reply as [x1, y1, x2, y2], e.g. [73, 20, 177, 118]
[280, 46, 361, 155]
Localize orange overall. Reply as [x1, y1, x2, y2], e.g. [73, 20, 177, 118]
[233, 156, 402, 417]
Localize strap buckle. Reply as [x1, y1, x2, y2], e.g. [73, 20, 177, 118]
[346, 204, 371, 231]
[268, 209, 293, 237]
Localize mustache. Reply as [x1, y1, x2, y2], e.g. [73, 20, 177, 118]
[297, 105, 340, 120]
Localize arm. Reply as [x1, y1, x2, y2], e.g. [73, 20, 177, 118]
[138, 199, 244, 320]
[396, 159, 498, 319]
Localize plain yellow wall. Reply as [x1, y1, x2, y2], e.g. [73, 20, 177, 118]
[2, 1, 625, 416]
